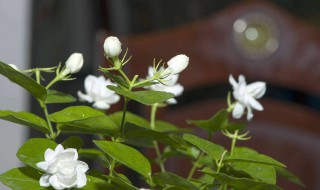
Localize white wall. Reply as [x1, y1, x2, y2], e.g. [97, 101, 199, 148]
[0, 1, 31, 189]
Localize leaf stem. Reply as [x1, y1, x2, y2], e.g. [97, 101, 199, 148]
[187, 151, 204, 180]
[150, 103, 166, 172]
[230, 130, 239, 156]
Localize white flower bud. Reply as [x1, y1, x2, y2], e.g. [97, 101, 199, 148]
[103, 36, 122, 58]
[166, 54, 189, 75]
[65, 53, 83, 73]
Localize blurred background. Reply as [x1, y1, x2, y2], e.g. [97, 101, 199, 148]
[1, 0, 320, 189]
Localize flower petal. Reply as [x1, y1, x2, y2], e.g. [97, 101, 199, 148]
[44, 148, 55, 161]
[232, 102, 245, 119]
[229, 75, 238, 88]
[246, 106, 254, 121]
[76, 171, 87, 188]
[246, 82, 266, 99]
[166, 98, 177, 104]
[39, 174, 51, 187]
[93, 101, 111, 110]
[55, 144, 65, 154]
[77, 91, 94, 103]
[247, 96, 263, 111]
[49, 175, 64, 190]
[36, 161, 49, 171]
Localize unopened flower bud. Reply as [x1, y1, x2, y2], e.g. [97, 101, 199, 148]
[103, 36, 122, 58]
[167, 54, 189, 75]
[61, 53, 83, 76]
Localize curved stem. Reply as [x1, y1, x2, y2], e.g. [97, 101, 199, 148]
[150, 103, 166, 172]
[187, 151, 204, 180]
[230, 130, 239, 156]
[40, 101, 55, 139]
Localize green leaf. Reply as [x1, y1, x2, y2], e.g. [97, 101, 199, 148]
[58, 115, 119, 136]
[17, 138, 57, 170]
[94, 140, 151, 179]
[233, 162, 276, 184]
[124, 122, 184, 149]
[202, 170, 282, 190]
[153, 172, 199, 190]
[44, 89, 76, 104]
[79, 149, 109, 167]
[187, 109, 229, 133]
[99, 68, 129, 88]
[276, 167, 305, 188]
[109, 111, 150, 128]
[108, 85, 174, 105]
[155, 120, 192, 133]
[61, 136, 83, 150]
[0, 167, 50, 190]
[225, 147, 286, 168]
[0, 110, 49, 134]
[183, 134, 226, 161]
[82, 175, 115, 190]
[0, 61, 47, 101]
[49, 106, 105, 123]
[107, 175, 139, 190]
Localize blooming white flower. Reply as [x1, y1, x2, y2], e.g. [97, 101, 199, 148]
[229, 74, 266, 120]
[146, 66, 184, 104]
[61, 53, 84, 76]
[36, 144, 89, 190]
[162, 54, 189, 76]
[77, 75, 120, 110]
[8, 64, 18, 70]
[103, 36, 122, 58]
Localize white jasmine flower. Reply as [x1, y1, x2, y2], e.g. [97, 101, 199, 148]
[146, 66, 184, 104]
[77, 75, 120, 110]
[36, 144, 89, 190]
[229, 74, 266, 120]
[103, 36, 122, 58]
[162, 54, 189, 76]
[8, 64, 18, 70]
[61, 53, 84, 76]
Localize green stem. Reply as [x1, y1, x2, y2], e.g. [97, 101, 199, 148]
[119, 97, 129, 138]
[108, 158, 116, 183]
[40, 101, 55, 139]
[150, 103, 166, 172]
[230, 130, 239, 156]
[187, 151, 205, 180]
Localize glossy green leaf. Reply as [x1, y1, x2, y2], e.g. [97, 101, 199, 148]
[107, 175, 139, 190]
[0, 61, 47, 101]
[225, 147, 286, 168]
[0, 167, 50, 190]
[82, 175, 115, 190]
[49, 106, 105, 123]
[276, 167, 305, 188]
[44, 89, 76, 104]
[61, 136, 83, 150]
[202, 170, 282, 190]
[94, 140, 151, 179]
[187, 109, 229, 133]
[58, 115, 119, 136]
[153, 172, 198, 190]
[109, 111, 150, 129]
[99, 68, 129, 88]
[108, 85, 174, 105]
[79, 149, 109, 167]
[183, 134, 226, 161]
[0, 110, 49, 134]
[124, 122, 184, 149]
[233, 162, 276, 184]
[17, 138, 57, 170]
[155, 120, 192, 133]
